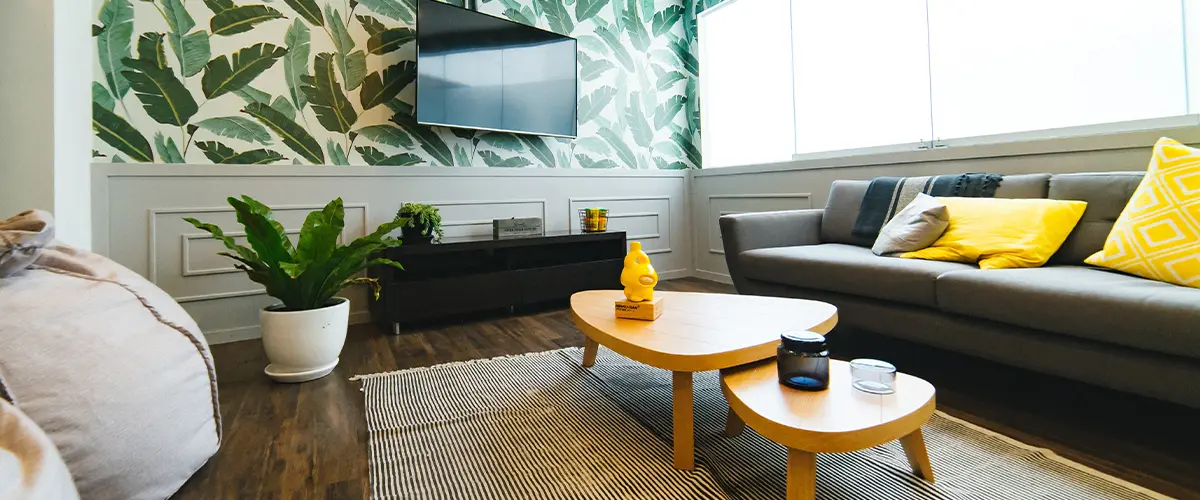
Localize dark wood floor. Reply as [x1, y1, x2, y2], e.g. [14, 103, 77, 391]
[176, 278, 1200, 499]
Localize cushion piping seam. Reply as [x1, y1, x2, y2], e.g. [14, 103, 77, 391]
[28, 265, 222, 443]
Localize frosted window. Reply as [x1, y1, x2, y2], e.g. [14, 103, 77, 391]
[927, 0, 1187, 140]
[698, 0, 794, 168]
[792, 0, 931, 154]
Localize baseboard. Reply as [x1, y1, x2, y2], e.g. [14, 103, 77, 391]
[658, 269, 691, 281]
[203, 310, 372, 345]
[692, 269, 733, 284]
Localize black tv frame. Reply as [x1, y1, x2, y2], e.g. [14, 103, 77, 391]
[414, 0, 580, 139]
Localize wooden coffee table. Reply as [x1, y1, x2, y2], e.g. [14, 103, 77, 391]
[721, 358, 936, 500]
[570, 290, 838, 470]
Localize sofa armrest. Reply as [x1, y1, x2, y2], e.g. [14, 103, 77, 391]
[719, 209, 824, 292]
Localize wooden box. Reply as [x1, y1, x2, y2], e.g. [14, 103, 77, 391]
[614, 297, 664, 321]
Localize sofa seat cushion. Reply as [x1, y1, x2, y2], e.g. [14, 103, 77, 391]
[739, 244, 977, 307]
[936, 266, 1200, 359]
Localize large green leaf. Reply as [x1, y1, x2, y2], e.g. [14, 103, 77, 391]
[356, 0, 414, 23]
[202, 43, 287, 99]
[227, 196, 295, 293]
[453, 143, 471, 166]
[575, 136, 612, 155]
[325, 6, 366, 90]
[578, 85, 617, 123]
[537, 0, 574, 35]
[367, 28, 415, 55]
[161, 0, 196, 34]
[654, 95, 686, 130]
[203, 0, 235, 14]
[269, 96, 295, 121]
[154, 132, 186, 163]
[93, 103, 153, 162]
[359, 61, 416, 110]
[355, 124, 413, 148]
[357, 15, 387, 36]
[577, 35, 609, 55]
[575, 0, 605, 23]
[579, 52, 615, 81]
[623, 0, 651, 52]
[575, 153, 619, 169]
[98, 0, 135, 99]
[211, 5, 285, 36]
[242, 102, 324, 163]
[328, 139, 350, 165]
[685, 77, 700, 133]
[302, 53, 358, 133]
[479, 132, 524, 151]
[196, 140, 237, 162]
[625, 93, 653, 147]
[283, 20, 310, 112]
[283, 0, 324, 26]
[654, 66, 686, 90]
[518, 135, 556, 168]
[654, 157, 688, 170]
[121, 58, 199, 126]
[93, 82, 116, 111]
[652, 5, 683, 36]
[391, 114, 454, 166]
[137, 32, 168, 69]
[196, 116, 272, 144]
[670, 129, 701, 166]
[499, 0, 537, 25]
[233, 85, 272, 105]
[296, 198, 345, 270]
[595, 26, 634, 71]
[669, 34, 699, 75]
[598, 128, 638, 168]
[356, 146, 423, 166]
[169, 31, 211, 77]
[479, 151, 532, 168]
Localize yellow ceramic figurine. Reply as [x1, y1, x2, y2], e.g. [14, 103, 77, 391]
[621, 241, 659, 302]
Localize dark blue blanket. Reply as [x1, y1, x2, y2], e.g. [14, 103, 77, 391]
[851, 173, 1003, 239]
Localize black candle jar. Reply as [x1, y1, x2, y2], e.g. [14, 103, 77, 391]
[777, 331, 830, 391]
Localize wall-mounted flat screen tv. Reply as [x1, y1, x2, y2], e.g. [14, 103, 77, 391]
[416, 0, 578, 138]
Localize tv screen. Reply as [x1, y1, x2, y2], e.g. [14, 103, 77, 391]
[416, 0, 579, 138]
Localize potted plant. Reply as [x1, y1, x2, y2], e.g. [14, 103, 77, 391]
[185, 196, 406, 383]
[397, 203, 444, 243]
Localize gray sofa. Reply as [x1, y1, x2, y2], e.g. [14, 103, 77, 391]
[719, 172, 1200, 409]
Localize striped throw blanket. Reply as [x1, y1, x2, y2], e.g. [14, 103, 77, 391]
[852, 173, 1003, 239]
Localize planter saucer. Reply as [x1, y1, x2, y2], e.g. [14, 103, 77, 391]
[264, 358, 339, 383]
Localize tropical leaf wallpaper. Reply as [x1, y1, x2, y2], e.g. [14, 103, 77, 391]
[91, 0, 715, 168]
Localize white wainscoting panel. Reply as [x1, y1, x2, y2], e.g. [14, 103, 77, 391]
[93, 164, 690, 344]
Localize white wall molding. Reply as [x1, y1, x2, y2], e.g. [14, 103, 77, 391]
[95, 164, 689, 344]
[702, 193, 812, 265]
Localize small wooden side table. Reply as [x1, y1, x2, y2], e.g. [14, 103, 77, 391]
[721, 358, 936, 500]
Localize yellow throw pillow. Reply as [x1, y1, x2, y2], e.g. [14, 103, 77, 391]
[900, 197, 1087, 269]
[1084, 138, 1200, 288]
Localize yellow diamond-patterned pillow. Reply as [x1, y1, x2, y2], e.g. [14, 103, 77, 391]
[1085, 137, 1200, 288]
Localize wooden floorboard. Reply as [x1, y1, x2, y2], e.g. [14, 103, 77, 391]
[176, 278, 1199, 499]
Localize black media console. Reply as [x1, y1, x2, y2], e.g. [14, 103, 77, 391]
[369, 231, 627, 333]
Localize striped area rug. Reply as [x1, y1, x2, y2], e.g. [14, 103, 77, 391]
[354, 348, 1169, 500]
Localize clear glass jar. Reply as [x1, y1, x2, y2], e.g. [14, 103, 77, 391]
[777, 331, 829, 391]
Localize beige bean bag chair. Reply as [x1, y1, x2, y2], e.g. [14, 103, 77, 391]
[0, 210, 220, 499]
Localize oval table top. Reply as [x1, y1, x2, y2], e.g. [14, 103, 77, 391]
[721, 358, 936, 453]
[570, 290, 838, 372]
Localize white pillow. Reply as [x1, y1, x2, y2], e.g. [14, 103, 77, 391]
[872, 193, 950, 256]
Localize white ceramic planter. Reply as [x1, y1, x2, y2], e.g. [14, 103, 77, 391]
[260, 297, 349, 383]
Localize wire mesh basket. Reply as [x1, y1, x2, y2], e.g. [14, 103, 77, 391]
[578, 208, 609, 233]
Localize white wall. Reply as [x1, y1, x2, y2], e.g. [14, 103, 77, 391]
[0, 0, 92, 248]
[93, 165, 692, 344]
[0, 0, 55, 219]
[690, 127, 1200, 282]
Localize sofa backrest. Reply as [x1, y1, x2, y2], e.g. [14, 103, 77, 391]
[1048, 172, 1144, 264]
[821, 173, 1052, 247]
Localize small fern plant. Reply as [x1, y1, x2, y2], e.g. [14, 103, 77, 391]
[397, 203, 444, 241]
[184, 196, 407, 311]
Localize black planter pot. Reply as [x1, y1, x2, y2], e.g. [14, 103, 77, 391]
[401, 223, 434, 243]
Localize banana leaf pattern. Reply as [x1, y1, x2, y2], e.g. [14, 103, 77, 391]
[92, 0, 713, 168]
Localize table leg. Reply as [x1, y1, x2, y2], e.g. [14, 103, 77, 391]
[672, 371, 694, 470]
[582, 337, 598, 368]
[900, 428, 935, 483]
[724, 407, 746, 437]
[786, 449, 816, 500]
